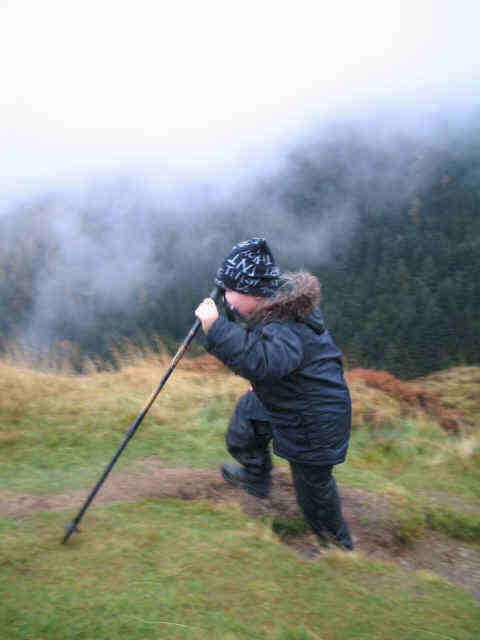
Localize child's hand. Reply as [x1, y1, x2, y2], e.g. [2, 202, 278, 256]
[195, 298, 219, 334]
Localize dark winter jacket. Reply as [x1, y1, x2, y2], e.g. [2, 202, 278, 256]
[205, 272, 351, 466]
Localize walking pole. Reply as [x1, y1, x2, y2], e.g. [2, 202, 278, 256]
[61, 286, 220, 544]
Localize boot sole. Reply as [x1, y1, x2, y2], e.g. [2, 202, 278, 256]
[221, 467, 269, 499]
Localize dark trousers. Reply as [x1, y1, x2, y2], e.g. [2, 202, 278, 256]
[226, 397, 353, 549]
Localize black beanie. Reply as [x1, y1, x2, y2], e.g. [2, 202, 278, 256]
[215, 237, 280, 297]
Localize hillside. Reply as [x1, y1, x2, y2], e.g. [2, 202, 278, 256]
[1, 121, 480, 380]
[0, 354, 479, 638]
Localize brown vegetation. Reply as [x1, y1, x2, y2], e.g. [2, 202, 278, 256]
[346, 367, 479, 434]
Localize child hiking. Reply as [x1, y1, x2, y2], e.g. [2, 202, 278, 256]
[195, 237, 353, 551]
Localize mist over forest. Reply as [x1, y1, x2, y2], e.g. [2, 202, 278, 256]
[1, 107, 479, 379]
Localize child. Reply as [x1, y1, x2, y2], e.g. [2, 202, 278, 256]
[195, 237, 353, 550]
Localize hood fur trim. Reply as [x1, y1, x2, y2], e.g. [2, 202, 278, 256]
[252, 271, 321, 322]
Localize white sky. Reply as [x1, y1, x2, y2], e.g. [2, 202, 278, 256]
[1, 0, 479, 195]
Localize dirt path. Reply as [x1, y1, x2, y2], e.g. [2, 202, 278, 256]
[2, 460, 479, 602]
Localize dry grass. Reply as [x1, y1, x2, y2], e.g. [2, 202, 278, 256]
[3, 337, 477, 433]
[1, 341, 478, 498]
[1, 342, 478, 455]
[347, 366, 480, 435]
[416, 366, 480, 431]
[0, 343, 244, 427]
[345, 371, 404, 430]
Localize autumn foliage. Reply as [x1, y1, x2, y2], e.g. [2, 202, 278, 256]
[346, 368, 466, 434]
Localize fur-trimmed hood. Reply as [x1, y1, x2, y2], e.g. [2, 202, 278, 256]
[252, 271, 322, 322]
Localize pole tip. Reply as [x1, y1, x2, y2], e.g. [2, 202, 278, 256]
[61, 522, 80, 545]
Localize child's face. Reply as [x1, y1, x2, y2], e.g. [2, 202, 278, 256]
[225, 289, 262, 317]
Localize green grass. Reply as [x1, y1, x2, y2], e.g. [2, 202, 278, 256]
[0, 397, 232, 494]
[1, 501, 478, 640]
[347, 418, 479, 493]
[1, 358, 480, 637]
[0, 358, 239, 493]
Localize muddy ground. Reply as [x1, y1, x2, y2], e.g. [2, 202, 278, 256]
[2, 460, 479, 603]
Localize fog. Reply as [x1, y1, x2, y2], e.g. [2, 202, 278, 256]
[1, 0, 479, 352]
[2, 0, 479, 194]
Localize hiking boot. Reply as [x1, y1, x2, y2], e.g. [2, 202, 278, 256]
[321, 531, 354, 551]
[221, 462, 271, 499]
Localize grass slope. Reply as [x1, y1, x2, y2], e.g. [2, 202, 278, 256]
[1, 351, 479, 638]
[2, 502, 478, 640]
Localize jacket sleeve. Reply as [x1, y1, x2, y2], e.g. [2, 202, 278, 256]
[205, 316, 303, 382]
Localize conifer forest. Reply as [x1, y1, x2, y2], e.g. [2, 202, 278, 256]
[1, 118, 479, 379]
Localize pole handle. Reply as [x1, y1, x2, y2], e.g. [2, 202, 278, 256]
[208, 286, 221, 302]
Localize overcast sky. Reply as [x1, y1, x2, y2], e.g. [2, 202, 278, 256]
[1, 0, 479, 198]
